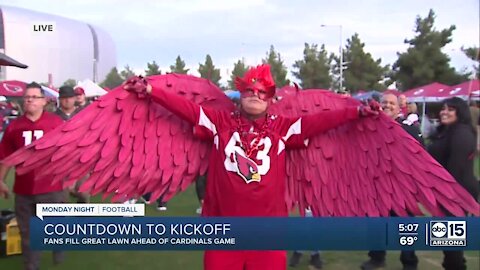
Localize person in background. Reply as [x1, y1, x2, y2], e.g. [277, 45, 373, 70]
[406, 102, 420, 126]
[44, 98, 58, 113]
[407, 102, 418, 115]
[141, 193, 168, 211]
[8, 100, 22, 116]
[74, 87, 90, 110]
[361, 93, 422, 270]
[55, 86, 80, 121]
[398, 94, 408, 118]
[428, 97, 478, 270]
[55, 86, 89, 203]
[0, 82, 66, 270]
[420, 113, 436, 139]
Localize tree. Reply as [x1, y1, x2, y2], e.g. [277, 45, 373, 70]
[145, 61, 161, 76]
[391, 9, 470, 90]
[62, 79, 77, 87]
[198, 54, 221, 86]
[337, 33, 389, 93]
[262, 45, 289, 87]
[169, 56, 189, 74]
[120, 65, 136, 80]
[228, 59, 248, 89]
[292, 43, 332, 89]
[100, 67, 124, 89]
[461, 46, 479, 79]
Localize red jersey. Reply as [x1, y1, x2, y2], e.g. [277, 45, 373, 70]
[151, 89, 359, 217]
[0, 112, 64, 195]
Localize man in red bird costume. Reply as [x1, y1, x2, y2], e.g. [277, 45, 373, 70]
[2, 64, 478, 270]
[141, 64, 376, 269]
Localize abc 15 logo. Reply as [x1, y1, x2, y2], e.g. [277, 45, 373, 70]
[430, 221, 466, 240]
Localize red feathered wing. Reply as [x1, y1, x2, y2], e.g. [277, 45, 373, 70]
[270, 87, 479, 217]
[2, 74, 234, 202]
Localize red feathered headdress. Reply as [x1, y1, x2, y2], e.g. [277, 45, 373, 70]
[234, 64, 276, 99]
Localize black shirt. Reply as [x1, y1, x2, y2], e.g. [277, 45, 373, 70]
[396, 117, 424, 145]
[427, 123, 479, 200]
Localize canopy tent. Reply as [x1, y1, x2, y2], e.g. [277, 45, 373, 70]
[0, 80, 25, 97]
[403, 82, 450, 102]
[76, 79, 108, 97]
[0, 80, 58, 99]
[0, 52, 28, 68]
[439, 80, 479, 101]
[472, 89, 480, 100]
[403, 80, 479, 102]
[403, 80, 479, 138]
[41, 85, 59, 99]
[402, 83, 448, 138]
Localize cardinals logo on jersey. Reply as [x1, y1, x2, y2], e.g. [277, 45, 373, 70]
[233, 151, 261, 183]
[224, 132, 272, 184]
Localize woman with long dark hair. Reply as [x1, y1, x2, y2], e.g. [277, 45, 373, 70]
[428, 97, 479, 270]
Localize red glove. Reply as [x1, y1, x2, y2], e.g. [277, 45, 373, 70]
[358, 100, 381, 117]
[122, 76, 149, 98]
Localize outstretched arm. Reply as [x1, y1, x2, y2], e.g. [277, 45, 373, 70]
[147, 83, 203, 125]
[299, 106, 360, 138]
[124, 77, 221, 134]
[281, 104, 378, 146]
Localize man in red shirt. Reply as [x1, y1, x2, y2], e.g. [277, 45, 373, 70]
[126, 64, 378, 270]
[0, 82, 65, 270]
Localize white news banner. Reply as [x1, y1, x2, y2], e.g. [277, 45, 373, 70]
[36, 203, 145, 220]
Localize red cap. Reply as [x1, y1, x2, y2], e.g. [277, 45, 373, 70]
[74, 87, 85, 95]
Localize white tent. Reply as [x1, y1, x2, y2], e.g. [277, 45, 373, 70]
[41, 85, 59, 98]
[76, 79, 108, 97]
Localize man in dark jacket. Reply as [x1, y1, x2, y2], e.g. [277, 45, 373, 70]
[361, 93, 422, 270]
[55, 86, 89, 203]
[55, 86, 80, 121]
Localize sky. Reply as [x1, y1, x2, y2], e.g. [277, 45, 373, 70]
[3, 0, 479, 85]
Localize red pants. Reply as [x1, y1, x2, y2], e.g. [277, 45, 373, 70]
[204, 250, 286, 270]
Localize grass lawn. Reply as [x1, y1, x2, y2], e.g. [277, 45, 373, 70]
[0, 171, 478, 270]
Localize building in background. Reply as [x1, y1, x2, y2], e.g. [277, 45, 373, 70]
[0, 5, 116, 85]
